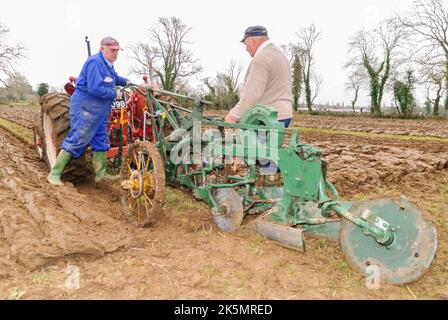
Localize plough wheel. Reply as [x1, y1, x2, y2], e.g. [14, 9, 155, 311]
[120, 140, 165, 226]
[340, 197, 437, 285]
[213, 188, 244, 232]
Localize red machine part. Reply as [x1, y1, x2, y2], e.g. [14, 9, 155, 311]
[107, 105, 129, 148]
[64, 76, 76, 96]
[62, 75, 159, 157]
[126, 80, 160, 143]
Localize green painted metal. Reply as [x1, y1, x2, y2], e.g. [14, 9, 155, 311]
[340, 197, 438, 285]
[303, 222, 341, 242]
[257, 187, 284, 201]
[121, 83, 438, 285]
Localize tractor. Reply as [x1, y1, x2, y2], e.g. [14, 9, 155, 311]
[33, 75, 158, 180]
[33, 36, 161, 178]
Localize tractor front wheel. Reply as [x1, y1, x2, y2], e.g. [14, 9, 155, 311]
[120, 140, 165, 226]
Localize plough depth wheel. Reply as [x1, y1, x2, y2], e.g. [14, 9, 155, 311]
[120, 140, 165, 226]
[212, 188, 244, 232]
[339, 197, 437, 285]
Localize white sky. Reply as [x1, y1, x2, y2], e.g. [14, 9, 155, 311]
[0, 0, 416, 107]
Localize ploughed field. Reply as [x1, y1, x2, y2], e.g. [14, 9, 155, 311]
[0, 103, 447, 299]
[297, 114, 448, 138]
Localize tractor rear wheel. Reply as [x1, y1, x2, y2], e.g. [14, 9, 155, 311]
[40, 92, 91, 182]
[33, 120, 43, 159]
[120, 140, 166, 226]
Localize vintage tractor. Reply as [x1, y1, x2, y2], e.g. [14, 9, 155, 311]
[33, 75, 158, 181]
[34, 79, 438, 285]
[33, 36, 160, 179]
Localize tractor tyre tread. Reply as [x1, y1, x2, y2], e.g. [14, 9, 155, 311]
[40, 92, 91, 183]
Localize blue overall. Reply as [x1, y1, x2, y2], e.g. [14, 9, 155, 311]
[61, 51, 128, 158]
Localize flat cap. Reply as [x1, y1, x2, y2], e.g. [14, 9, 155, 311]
[100, 36, 122, 50]
[240, 25, 268, 42]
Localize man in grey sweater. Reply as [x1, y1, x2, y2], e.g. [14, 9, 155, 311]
[224, 26, 293, 127]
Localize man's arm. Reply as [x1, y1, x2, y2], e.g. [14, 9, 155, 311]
[227, 58, 269, 122]
[113, 69, 129, 87]
[86, 61, 117, 100]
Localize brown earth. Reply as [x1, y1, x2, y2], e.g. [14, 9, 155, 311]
[0, 104, 39, 130]
[295, 114, 448, 138]
[306, 132, 448, 197]
[0, 104, 447, 299]
[205, 109, 448, 138]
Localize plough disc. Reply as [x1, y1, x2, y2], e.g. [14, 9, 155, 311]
[340, 197, 437, 285]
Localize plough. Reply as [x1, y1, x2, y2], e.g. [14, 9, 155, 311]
[119, 83, 438, 285]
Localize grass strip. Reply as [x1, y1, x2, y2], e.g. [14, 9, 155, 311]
[0, 117, 33, 146]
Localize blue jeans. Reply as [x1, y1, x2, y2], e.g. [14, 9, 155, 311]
[259, 118, 291, 174]
[280, 118, 291, 128]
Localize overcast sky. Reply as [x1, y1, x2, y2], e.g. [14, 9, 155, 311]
[1, 0, 416, 107]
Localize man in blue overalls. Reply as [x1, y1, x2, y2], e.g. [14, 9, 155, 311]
[47, 37, 129, 186]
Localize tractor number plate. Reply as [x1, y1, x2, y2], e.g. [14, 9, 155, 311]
[111, 97, 126, 110]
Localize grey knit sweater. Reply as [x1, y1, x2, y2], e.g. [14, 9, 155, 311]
[229, 43, 293, 121]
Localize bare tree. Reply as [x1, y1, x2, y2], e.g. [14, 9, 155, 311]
[128, 42, 158, 81]
[346, 19, 408, 115]
[310, 73, 323, 107]
[345, 68, 365, 113]
[203, 60, 242, 109]
[418, 58, 445, 115]
[398, 0, 448, 110]
[424, 80, 444, 115]
[130, 17, 202, 91]
[288, 24, 322, 112]
[0, 23, 25, 87]
[0, 72, 33, 102]
[300, 24, 321, 112]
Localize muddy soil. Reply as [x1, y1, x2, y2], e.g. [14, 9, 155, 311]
[302, 132, 448, 197]
[295, 114, 448, 138]
[0, 104, 39, 130]
[0, 109, 447, 299]
[0, 129, 135, 275]
[204, 109, 448, 138]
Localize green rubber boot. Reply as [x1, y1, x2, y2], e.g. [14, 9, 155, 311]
[47, 149, 72, 186]
[92, 151, 119, 183]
